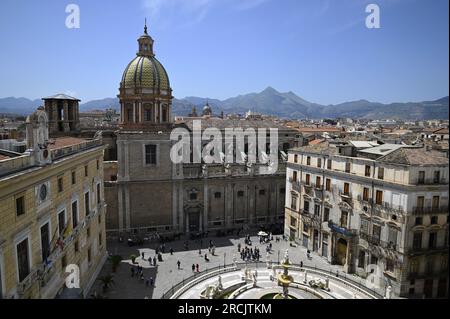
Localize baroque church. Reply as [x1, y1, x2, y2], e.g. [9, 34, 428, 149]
[105, 24, 298, 237]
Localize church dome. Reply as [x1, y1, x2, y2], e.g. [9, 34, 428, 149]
[121, 55, 170, 91]
[120, 23, 171, 93]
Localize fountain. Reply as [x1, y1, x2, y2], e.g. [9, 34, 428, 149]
[276, 249, 294, 299]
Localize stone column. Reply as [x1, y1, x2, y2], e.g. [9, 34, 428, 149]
[203, 180, 209, 232]
[118, 185, 124, 231]
[159, 103, 163, 123]
[125, 185, 131, 230]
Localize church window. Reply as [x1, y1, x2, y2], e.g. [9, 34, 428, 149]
[145, 145, 157, 165]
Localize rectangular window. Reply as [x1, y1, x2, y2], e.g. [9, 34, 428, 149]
[417, 196, 425, 209]
[291, 196, 297, 211]
[87, 227, 91, 238]
[290, 216, 297, 227]
[96, 159, 100, 170]
[325, 178, 331, 191]
[85, 192, 90, 216]
[386, 259, 395, 273]
[388, 227, 398, 246]
[315, 176, 321, 188]
[429, 232, 437, 249]
[363, 187, 369, 201]
[327, 159, 332, 170]
[144, 109, 152, 121]
[99, 232, 103, 247]
[292, 171, 297, 182]
[74, 240, 79, 253]
[360, 219, 369, 234]
[340, 211, 348, 228]
[294, 154, 298, 163]
[84, 165, 88, 177]
[88, 247, 92, 263]
[378, 167, 384, 180]
[58, 176, 64, 193]
[40, 223, 50, 262]
[71, 171, 76, 185]
[365, 165, 371, 177]
[430, 216, 438, 225]
[343, 183, 350, 195]
[345, 162, 351, 173]
[61, 255, 67, 271]
[97, 184, 101, 204]
[16, 196, 25, 216]
[372, 224, 381, 244]
[317, 158, 322, 168]
[314, 204, 320, 216]
[72, 201, 78, 229]
[305, 174, 310, 185]
[304, 200, 310, 213]
[190, 193, 198, 200]
[413, 232, 422, 249]
[214, 192, 221, 199]
[418, 171, 425, 184]
[259, 189, 265, 196]
[432, 196, 440, 210]
[323, 207, 330, 222]
[433, 171, 440, 184]
[375, 190, 383, 205]
[415, 217, 423, 226]
[237, 191, 244, 197]
[16, 238, 30, 282]
[145, 145, 157, 165]
[58, 211, 66, 236]
[306, 156, 311, 165]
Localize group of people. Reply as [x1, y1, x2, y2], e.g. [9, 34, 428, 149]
[130, 264, 154, 287]
[239, 245, 261, 261]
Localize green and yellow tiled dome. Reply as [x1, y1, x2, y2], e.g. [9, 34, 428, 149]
[121, 55, 170, 91]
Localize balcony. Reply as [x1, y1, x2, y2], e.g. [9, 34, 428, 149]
[359, 232, 398, 251]
[407, 245, 449, 256]
[339, 191, 352, 199]
[412, 206, 449, 215]
[328, 221, 357, 237]
[303, 184, 313, 196]
[372, 202, 406, 220]
[291, 181, 301, 192]
[356, 195, 373, 205]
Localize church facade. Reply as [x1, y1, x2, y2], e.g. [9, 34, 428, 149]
[105, 25, 298, 237]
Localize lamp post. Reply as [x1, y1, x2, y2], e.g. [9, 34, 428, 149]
[224, 252, 226, 267]
[277, 250, 280, 264]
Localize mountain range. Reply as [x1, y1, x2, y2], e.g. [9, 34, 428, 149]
[0, 87, 448, 120]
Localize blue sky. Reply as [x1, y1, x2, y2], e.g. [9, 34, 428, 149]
[0, 0, 448, 105]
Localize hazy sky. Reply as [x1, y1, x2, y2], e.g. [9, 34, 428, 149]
[0, 0, 448, 104]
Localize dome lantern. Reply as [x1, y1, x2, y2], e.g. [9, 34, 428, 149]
[137, 19, 155, 57]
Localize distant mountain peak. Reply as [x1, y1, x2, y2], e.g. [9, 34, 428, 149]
[261, 86, 279, 94]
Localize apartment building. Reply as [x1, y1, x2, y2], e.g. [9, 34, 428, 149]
[285, 140, 448, 298]
[0, 108, 107, 299]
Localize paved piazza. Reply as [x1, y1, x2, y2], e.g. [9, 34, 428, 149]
[89, 235, 385, 299]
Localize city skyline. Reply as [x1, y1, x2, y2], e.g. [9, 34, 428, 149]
[0, 0, 448, 105]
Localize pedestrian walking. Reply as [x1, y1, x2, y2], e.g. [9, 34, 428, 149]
[196, 264, 199, 272]
[170, 247, 174, 255]
[177, 260, 181, 269]
[141, 252, 145, 259]
[192, 264, 196, 272]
